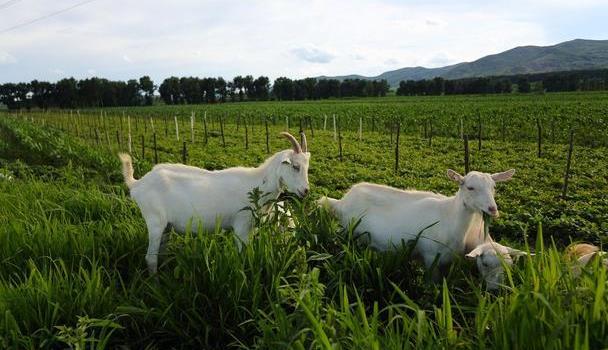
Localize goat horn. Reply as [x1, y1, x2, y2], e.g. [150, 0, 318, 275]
[300, 131, 308, 153]
[280, 132, 302, 153]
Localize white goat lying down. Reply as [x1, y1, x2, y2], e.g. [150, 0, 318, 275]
[119, 132, 310, 273]
[566, 243, 608, 276]
[464, 231, 528, 290]
[319, 169, 515, 281]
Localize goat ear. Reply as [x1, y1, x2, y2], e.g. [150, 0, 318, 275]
[491, 169, 515, 182]
[507, 247, 528, 258]
[447, 169, 464, 183]
[466, 247, 483, 259]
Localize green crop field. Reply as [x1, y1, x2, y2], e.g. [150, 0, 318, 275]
[1, 92, 607, 348]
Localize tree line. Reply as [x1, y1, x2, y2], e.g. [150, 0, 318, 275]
[152, 76, 388, 104]
[0, 75, 389, 110]
[0, 76, 155, 110]
[396, 69, 608, 96]
[273, 77, 389, 100]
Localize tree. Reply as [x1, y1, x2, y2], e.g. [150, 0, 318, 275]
[243, 75, 255, 100]
[273, 77, 294, 100]
[54, 78, 78, 108]
[216, 77, 228, 102]
[232, 76, 244, 101]
[159, 77, 181, 104]
[139, 76, 155, 105]
[253, 76, 270, 100]
[180, 77, 201, 104]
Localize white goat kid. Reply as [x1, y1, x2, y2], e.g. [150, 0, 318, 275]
[565, 243, 608, 276]
[320, 169, 515, 280]
[465, 240, 528, 290]
[119, 132, 310, 273]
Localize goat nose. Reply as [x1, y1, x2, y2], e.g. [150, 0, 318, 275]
[301, 188, 309, 196]
[488, 206, 498, 215]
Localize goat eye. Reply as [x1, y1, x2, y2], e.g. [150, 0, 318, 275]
[467, 187, 475, 191]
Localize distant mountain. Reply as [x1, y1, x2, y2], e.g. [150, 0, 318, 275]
[318, 39, 608, 87]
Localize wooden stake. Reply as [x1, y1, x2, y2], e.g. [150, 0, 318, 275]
[265, 116, 270, 153]
[464, 134, 470, 174]
[562, 130, 574, 199]
[395, 122, 400, 173]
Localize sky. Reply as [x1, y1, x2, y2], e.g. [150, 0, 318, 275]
[0, 0, 607, 84]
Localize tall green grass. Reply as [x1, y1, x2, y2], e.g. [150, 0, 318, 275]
[0, 116, 606, 348]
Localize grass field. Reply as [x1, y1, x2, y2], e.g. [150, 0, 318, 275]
[1, 93, 607, 348]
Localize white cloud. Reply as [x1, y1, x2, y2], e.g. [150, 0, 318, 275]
[291, 45, 335, 64]
[0, 52, 17, 64]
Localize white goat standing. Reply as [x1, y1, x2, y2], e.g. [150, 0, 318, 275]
[319, 169, 515, 281]
[119, 132, 310, 273]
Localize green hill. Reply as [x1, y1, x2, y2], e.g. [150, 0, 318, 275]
[319, 39, 608, 87]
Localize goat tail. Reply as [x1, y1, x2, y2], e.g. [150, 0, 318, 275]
[118, 153, 137, 189]
[317, 196, 339, 215]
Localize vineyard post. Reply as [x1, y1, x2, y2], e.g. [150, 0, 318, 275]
[73, 110, 80, 137]
[164, 116, 168, 137]
[358, 117, 362, 141]
[182, 141, 187, 164]
[191, 111, 195, 143]
[174, 116, 179, 141]
[464, 134, 470, 174]
[394, 121, 400, 173]
[154, 133, 158, 164]
[105, 128, 111, 149]
[203, 111, 208, 145]
[265, 116, 270, 153]
[561, 130, 574, 199]
[428, 118, 433, 147]
[338, 117, 343, 162]
[245, 118, 249, 150]
[477, 113, 482, 151]
[299, 117, 304, 134]
[333, 114, 337, 141]
[285, 116, 289, 131]
[323, 114, 327, 131]
[220, 115, 226, 147]
[127, 115, 132, 154]
[308, 116, 314, 138]
[144, 115, 148, 135]
[100, 111, 104, 136]
[537, 118, 542, 157]
[460, 118, 464, 140]
[141, 135, 145, 160]
[150, 117, 155, 134]
[120, 111, 124, 136]
[423, 118, 427, 139]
